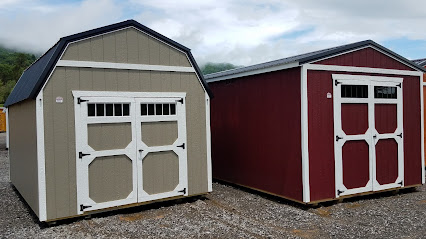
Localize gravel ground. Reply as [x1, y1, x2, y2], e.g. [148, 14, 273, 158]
[0, 132, 425, 238]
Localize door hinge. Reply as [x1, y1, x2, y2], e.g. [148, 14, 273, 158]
[337, 189, 345, 196]
[178, 188, 186, 194]
[335, 80, 341, 86]
[397, 133, 402, 138]
[396, 83, 401, 88]
[79, 152, 91, 159]
[78, 98, 89, 104]
[336, 135, 343, 142]
[177, 98, 184, 104]
[80, 204, 92, 211]
[398, 180, 403, 186]
[177, 143, 185, 149]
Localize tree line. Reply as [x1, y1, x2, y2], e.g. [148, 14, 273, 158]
[0, 46, 37, 104]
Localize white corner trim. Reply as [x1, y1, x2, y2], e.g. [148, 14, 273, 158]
[305, 64, 423, 77]
[36, 92, 47, 222]
[72, 91, 186, 98]
[205, 62, 300, 83]
[301, 65, 310, 203]
[205, 92, 212, 192]
[56, 60, 195, 73]
[5, 108, 9, 149]
[421, 74, 425, 185]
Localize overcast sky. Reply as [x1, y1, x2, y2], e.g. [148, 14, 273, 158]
[1, 0, 426, 66]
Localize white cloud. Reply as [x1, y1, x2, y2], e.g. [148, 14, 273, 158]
[1, 0, 426, 64]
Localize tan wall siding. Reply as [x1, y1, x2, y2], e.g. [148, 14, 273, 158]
[43, 67, 207, 220]
[61, 28, 192, 67]
[9, 100, 39, 217]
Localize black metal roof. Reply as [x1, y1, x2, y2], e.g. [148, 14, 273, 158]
[205, 40, 425, 80]
[412, 58, 426, 67]
[5, 20, 212, 107]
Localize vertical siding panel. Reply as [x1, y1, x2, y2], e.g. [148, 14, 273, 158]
[51, 68, 70, 218]
[65, 68, 79, 214]
[171, 72, 181, 90]
[139, 71, 151, 91]
[128, 71, 140, 91]
[149, 38, 160, 65]
[103, 33, 116, 62]
[138, 33, 150, 64]
[169, 49, 181, 66]
[115, 30, 128, 63]
[117, 70, 129, 91]
[127, 28, 139, 64]
[159, 43, 170, 66]
[61, 43, 79, 60]
[79, 68, 93, 90]
[78, 41, 92, 61]
[150, 72, 162, 91]
[44, 71, 56, 219]
[92, 69, 106, 91]
[91, 37, 104, 62]
[105, 69, 118, 91]
[179, 54, 192, 67]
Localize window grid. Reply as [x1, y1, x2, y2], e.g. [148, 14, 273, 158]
[374, 86, 397, 99]
[88, 103, 130, 117]
[141, 103, 176, 116]
[341, 85, 368, 98]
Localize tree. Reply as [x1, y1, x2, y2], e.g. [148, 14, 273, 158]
[201, 62, 240, 75]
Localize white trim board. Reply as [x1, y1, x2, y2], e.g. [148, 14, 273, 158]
[36, 92, 47, 221]
[205, 92, 212, 192]
[421, 74, 425, 184]
[72, 91, 186, 98]
[205, 62, 299, 83]
[56, 60, 195, 73]
[305, 64, 423, 77]
[300, 65, 310, 203]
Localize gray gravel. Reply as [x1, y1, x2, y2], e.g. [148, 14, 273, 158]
[0, 132, 425, 238]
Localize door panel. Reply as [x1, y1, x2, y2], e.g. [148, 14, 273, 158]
[375, 104, 397, 134]
[143, 151, 180, 195]
[375, 139, 399, 185]
[342, 140, 370, 189]
[341, 104, 369, 135]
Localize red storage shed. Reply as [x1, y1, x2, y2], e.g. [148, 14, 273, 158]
[206, 40, 425, 204]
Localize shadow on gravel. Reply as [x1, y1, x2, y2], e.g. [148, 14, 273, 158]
[213, 179, 313, 210]
[11, 182, 210, 228]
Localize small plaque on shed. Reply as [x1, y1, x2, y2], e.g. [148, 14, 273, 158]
[327, 92, 332, 99]
[56, 96, 64, 103]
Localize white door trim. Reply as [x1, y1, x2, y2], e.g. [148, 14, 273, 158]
[333, 74, 404, 198]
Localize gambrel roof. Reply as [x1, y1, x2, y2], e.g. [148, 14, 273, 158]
[5, 20, 212, 107]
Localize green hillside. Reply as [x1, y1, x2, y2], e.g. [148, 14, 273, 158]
[0, 46, 37, 104]
[201, 62, 240, 75]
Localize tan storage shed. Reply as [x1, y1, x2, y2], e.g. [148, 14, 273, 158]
[5, 20, 213, 222]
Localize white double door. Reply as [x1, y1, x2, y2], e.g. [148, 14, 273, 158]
[74, 91, 188, 214]
[333, 75, 404, 198]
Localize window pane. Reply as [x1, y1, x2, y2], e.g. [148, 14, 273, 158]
[342, 85, 368, 98]
[88, 104, 95, 117]
[123, 104, 130, 116]
[156, 104, 162, 115]
[96, 104, 104, 116]
[141, 104, 148, 115]
[374, 86, 397, 99]
[148, 104, 155, 115]
[114, 104, 122, 116]
[106, 104, 113, 116]
[170, 104, 176, 115]
[163, 104, 170, 115]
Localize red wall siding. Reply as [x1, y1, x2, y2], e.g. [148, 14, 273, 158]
[209, 67, 303, 202]
[308, 71, 422, 201]
[315, 47, 415, 71]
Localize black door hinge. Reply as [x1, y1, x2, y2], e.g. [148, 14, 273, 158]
[78, 98, 89, 104]
[337, 189, 345, 196]
[80, 204, 92, 211]
[336, 135, 343, 142]
[397, 133, 402, 138]
[177, 98, 184, 104]
[396, 83, 401, 88]
[177, 143, 185, 149]
[79, 152, 91, 159]
[178, 188, 186, 194]
[398, 180, 403, 186]
[335, 80, 341, 86]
